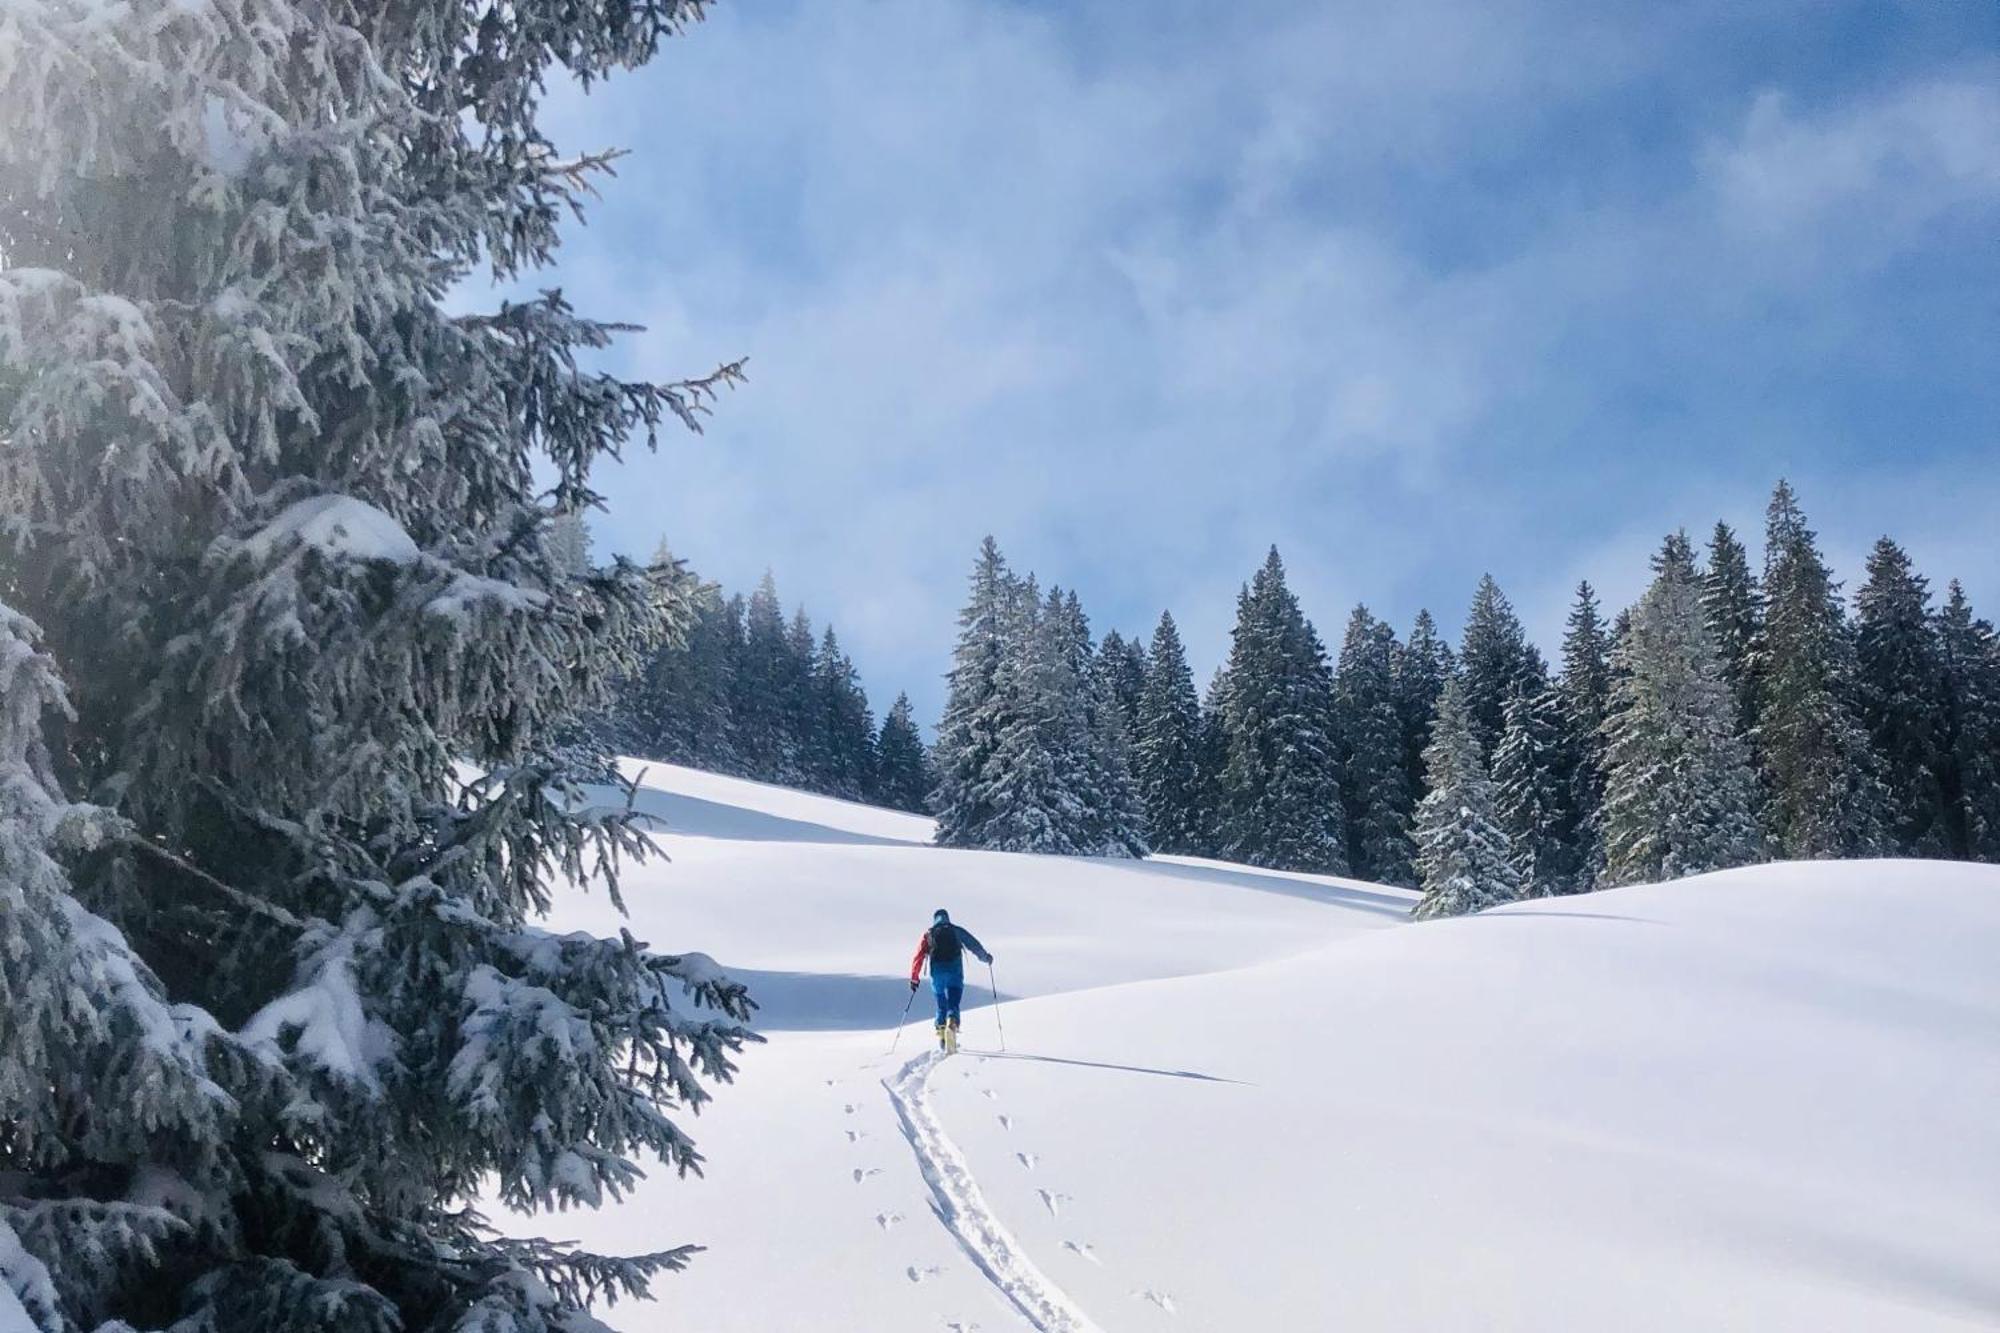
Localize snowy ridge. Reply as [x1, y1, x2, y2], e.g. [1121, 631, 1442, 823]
[884, 1052, 1105, 1333]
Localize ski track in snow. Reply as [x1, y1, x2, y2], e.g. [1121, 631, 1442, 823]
[884, 1053, 1107, 1333]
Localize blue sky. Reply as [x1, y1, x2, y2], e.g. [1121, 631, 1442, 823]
[534, 0, 1998, 725]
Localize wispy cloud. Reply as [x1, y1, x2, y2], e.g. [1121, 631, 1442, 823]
[526, 1, 1999, 716]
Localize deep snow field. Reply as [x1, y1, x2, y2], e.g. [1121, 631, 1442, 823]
[509, 762, 2000, 1332]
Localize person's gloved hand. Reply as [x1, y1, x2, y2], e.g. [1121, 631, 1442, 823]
[909, 978, 919, 992]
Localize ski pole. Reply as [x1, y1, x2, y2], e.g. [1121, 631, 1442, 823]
[887, 983, 919, 1055]
[988, 961, 1007, 1053]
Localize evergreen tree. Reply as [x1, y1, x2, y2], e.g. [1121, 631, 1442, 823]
[977, 584, 1145, 857]
[1600, 534, 1763, 885]
[618, 574, 737, 769]
[1458, 575, 1547, 757]
[1095, 630, 1150, 741]
[1853, 538, 1950, 854]
[735, 572, 794, 781]
[1493, 684, 1577, 894]
[1753, 482, 1889, 858]
[1061, 591, 1148, 857]
[1394, 609, 1455, 808]
[546, 509, 595, 582]
[811, 627, 877, 801]
[1133, 612, 1205, 855]
[1556, 581, 1613, 882]
[1936, 582, 2000, 861]
[715, 593, 750, 767]
[1334, 607, 1416, 885]
[1193, 668, 1234, 857]
[1702, 521, 1763, 741]
[1215, 550, 1347, 874]
[1412, 678, 1521, 919]
[934, 539, 1021, 848]
[980, 586, 1078, 853]
[872, 694, 936, 815]
[0, 4, 756, 1327]
[931, 551, 1140, 857]
[783, 608, 820, 786]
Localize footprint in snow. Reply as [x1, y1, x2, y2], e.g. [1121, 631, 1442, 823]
[980, 1088, 999, 1100]
[1061, 1241, 1101, 1265]
[1036, 1189, 1071, 1219]
[824, 1078, 839, 1088]
[995, 1114, 1013, 1131]
[874, 1211, 903, 1231]
[843, 1103, 857, 1115]
[1014, 1151, 1038, 1171]
[1133, 1289, 1178, 1315]
[845, 1129, 868, 1143]
[943, 1322, 981, 1332]
[905, 1264, 945, 1284]
[852, 1167, 882, 1184]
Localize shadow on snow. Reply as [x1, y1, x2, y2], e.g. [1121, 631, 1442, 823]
[622, 786, 915, 849]
[1117, 856, 1416, 920]
[727, 968, 1016, 1033]
[964, 1049, 1251, 1086]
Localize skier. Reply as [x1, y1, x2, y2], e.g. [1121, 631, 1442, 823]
[909, 908, 992, 1055]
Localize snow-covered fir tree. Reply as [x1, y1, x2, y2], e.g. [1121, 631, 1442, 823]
[1753, 483, 1889, 858]
[1095, 630, 1150, 741]
[1061, 592, 1149, 857]
[872, 694, 936, 815]
[1556, 581, 1613, 881]
[1132, 612, 1205, 855]
[978, 583, 1080, 853]
[734, 572, 796, 782]
[1599, 534, 1763, 885]
[1411, 677, 1521, 919]
[0, 3, 757, 1328]
[1702, 521, 1763, 741]
[975, 585, 1144, 857]
[1493, 684, 1579, 895]
[0, 603, 213, 1333]
[1937, 582, 2000, 861]
[630, 575, 741, 770]
[1457, 575, 1547, 757]
[811, 627, 877, 801]
[1393, 609, 1456, 811]
[782, 608, 820, 785]
[932, 550, 1142, 857]
[934, 539, 1023, 848]
[1334, 607, 1416, 885]
[545, 509, 596, 583]
[1853, 538, 1951, 855]
[1193, 668, 1234, 857]
[1215, 550, 1347, 874]
[607, 562, 908, 802]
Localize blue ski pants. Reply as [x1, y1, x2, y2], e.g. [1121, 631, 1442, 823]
[930, 967, 965, 1027]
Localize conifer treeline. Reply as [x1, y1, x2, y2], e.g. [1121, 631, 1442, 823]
[610, 555, 935, 812]
[928, 483, 2000, 917]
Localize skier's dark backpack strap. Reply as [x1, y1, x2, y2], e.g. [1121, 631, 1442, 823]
[928, 921, 962, 967]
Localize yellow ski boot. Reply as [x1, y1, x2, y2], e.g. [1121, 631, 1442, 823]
[943, 1019, 960, 1056]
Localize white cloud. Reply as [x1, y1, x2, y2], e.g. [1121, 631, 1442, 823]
[517, 2, 2000, 719]
[1707, 75, 2000, 236]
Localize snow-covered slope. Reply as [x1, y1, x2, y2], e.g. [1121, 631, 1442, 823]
[515, 762, 2000, 1332]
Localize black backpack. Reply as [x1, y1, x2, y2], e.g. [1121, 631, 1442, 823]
[927, 921, 962, 968]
